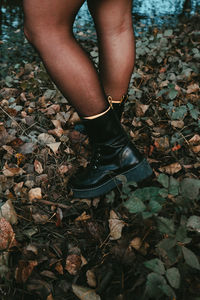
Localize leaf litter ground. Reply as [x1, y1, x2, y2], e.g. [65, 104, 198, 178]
[0, 13, 200, 300]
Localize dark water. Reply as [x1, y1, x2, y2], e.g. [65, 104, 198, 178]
[1, 0, 200, 41]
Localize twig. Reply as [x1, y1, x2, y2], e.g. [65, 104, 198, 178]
[0, 106, 25, 132]
[33, 198, 71, 209]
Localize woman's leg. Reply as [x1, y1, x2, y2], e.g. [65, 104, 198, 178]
[23, 0, 108, 117]
[87, 0, 135, 101]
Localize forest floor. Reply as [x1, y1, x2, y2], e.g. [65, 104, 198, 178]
[0, 12, 200, 300]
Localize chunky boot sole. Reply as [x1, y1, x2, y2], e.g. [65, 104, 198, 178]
[71, 159, 153, 198]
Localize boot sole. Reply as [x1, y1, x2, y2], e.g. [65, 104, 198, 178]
[71, 159, 153, 199]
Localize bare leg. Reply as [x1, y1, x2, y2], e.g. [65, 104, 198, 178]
[23, 0, 108, 117]
[87, 0, 135, 100]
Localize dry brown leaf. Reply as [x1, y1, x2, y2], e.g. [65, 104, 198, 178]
[192, 145, 200, 153]
[15, 260, 38, 283]
[69, 111, 80, 124]
[58, 165, 70, 175]
[34, 160, 43, 174]
[48, 128, 63, 137]
[86, 270, 97, 288]
[186, 83, 199, 94]
[32, 213, 49, 224]
[65, 254, 82, 275]
[72, 284, 101, 300]
[0, 200, 18, 225]
[38, 133, 56, 144]
[55, 262, 64, 275]
[171, 120, 184, 129]
[130, 237, 142, 250]
[188, 134, 200, 145]
[0, 217, 17, 250]
[135, 101, 149, 117]
[154, 137, 170, 151]
[2, 145, 14, 155]
[3, 162, 25, 177]
[28, 187, 42, 202]
[47, 294, 54, 300]
[109, 210, 125, 240]
[47, 142, 61, 154]
[75, 212, 91, 222]
[159, 162, 182, 175]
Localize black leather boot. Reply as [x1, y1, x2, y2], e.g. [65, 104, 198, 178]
[108, 95, 127, 120]
[69, 107, 152, 198]
[74, 95, 127, 134]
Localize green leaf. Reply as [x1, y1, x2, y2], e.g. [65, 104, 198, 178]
[161, 283, 176, 298]
[145, 272, 167, 298]
[166, 267, 180, 289]
[187, 216, 200, 233]
[157, 217, 175, 235]
[124, 196, 146, 213]
[144, 258, 165, 275]
[149, 200, 162, 213]
[168, 176, 179, 196]
[171, 105, 187, 120]
[176, 226, 188, 243]
[168, 88, 178, 100]
[180, 178, 200, 200]
[182, 246, 200, 270]
[133, 187, 163, 202]
[157, 173, 169, 188]
[157, 237, 176, 251]
[190, 108, 199, 120]
[158, 188, 169, 198]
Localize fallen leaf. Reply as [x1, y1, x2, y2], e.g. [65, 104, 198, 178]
[58, 165, 70, 175]
[109, 210, 125, 240]
[186, 83, 199, 94]
[28, 188, 42, 202]
[188, 134, 200, 145]
[0, 200, 18, 224]
[15, 260, 38, 283]
[171, 120, 184, 129]
[86, 270, 97, 288]
[159, 162, 182, 175]
[72, 284, 101, 300]
[130, 237, 142, 250]
[38, 133, 56, 144]
[47, 142, 61, 154]
[34, 160, 43, 174]
[55, 262, 64, 275]
[65, 254, 82, 275]
[32, 213, 49, 224]
[75, 212, 91, 222]
[192, 145, 200, 153]
[0, 217, 17, 250]
[3, 163, 25, 177]
[18, 142, 36, 154]
[135, 101, 149, 117]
